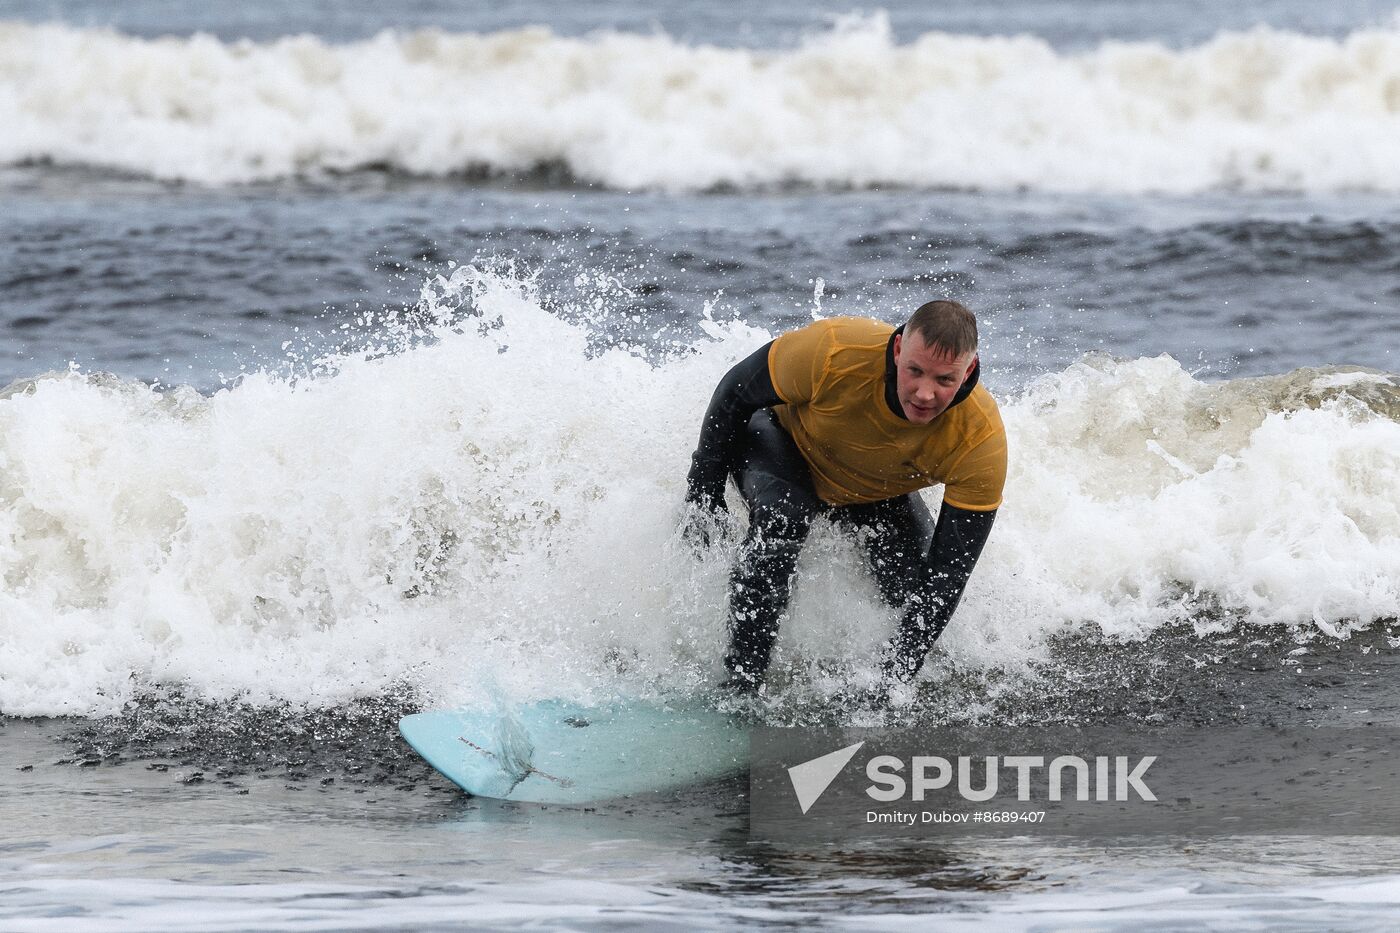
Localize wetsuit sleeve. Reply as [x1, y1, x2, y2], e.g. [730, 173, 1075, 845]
[685, 341, 783, 511]
[884, 504, 997, 683]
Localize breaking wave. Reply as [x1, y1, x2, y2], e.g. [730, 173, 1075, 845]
[1, 266, 1398, 717]
[3, 16, 1399, 192]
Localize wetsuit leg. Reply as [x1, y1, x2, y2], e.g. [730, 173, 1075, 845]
[836, 494, 937, 615]
[724, 409, 822, 685]
[840, 495, 996, 682]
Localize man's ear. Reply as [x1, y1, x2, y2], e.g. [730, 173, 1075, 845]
[963, 354, 979, 383]
[893, 333, 903, 359]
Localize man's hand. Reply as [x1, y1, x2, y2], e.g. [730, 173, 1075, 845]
[682, 451, 732, 550]
[681, 488, 729, 551]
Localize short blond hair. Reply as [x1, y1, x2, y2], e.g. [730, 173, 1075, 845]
[907, 300, 977, 356]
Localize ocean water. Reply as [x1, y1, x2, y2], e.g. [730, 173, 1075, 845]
[3, 0, 1400, 928]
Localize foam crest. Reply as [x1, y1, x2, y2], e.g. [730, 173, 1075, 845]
[1, 271, 1398, 716]
[0, 270, 764, 716]
[3, 17, 1399, 191]
[977, 356, 1400, 653]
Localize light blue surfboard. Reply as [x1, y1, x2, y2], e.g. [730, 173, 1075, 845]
[399, 699, 749, 804]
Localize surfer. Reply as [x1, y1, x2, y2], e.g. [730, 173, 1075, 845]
[683, 301, 1006, 697]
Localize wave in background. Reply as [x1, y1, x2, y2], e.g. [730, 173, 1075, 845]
[3, 16, 1399, 192]
[0, 266, 1397, 717]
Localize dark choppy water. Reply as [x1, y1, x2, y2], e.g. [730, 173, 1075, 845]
[9, 624, 1400, 929]
[3, 0, 1400, 928]
[5, 177, 1396, 389]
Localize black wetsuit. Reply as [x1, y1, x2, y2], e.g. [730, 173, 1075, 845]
[685, 327, 997, 685]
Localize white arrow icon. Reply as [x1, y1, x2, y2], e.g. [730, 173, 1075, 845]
[787, 741, 866, 814]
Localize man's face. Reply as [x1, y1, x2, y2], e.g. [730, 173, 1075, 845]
[893, 330, 977, 424]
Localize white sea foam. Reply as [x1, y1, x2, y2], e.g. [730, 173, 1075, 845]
[2, 17, 1399, 191]
[0, 268, 1398, 717]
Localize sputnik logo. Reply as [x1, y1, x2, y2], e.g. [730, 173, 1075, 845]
[787, 741, 865, 814]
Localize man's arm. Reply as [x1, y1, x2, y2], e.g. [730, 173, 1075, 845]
[882, 505, 997, 683]
[684, 341, 782, 512]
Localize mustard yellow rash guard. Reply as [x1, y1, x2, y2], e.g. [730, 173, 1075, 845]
[768, 317, 1008, 509]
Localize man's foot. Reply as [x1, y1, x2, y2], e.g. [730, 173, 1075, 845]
[710, 673, 766, 718]
[837, 681, 890, 712]
[717, 673, 762, 697]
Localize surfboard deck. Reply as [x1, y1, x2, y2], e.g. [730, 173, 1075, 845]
[399, 698, 749, 804]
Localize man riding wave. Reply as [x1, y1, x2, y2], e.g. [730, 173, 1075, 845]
[684, 300, 1007, 698]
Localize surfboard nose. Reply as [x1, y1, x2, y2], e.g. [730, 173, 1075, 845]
[399, 700, 749, 804]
